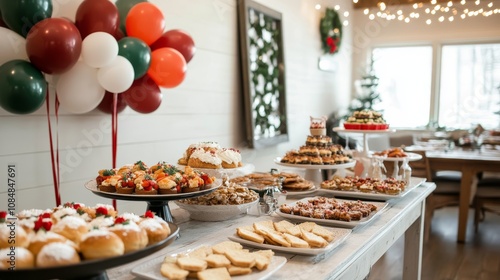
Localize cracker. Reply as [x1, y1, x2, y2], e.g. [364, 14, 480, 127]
[211, 241, 243, 255]
[251, 251, 272, 270]
[205, 254, 231, 268]
[197, 267, 231, 280]
[237, 227, 265, 244]
[177, 257, 208, 272]
[283, 232, 310, 248]
[160, 262, 189, 280]
[227, 265, 253, 276]
[300, 228, 328, 248]
[273, 220, 295, 233]
[298, 222, 317, 232]
[224, 249, 256, 268]
[311, 225, 334, 242]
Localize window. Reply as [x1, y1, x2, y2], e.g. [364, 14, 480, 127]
[370, 43, 500, 130]
[439, 43, 500, 129]
[371, 46, 433, 128]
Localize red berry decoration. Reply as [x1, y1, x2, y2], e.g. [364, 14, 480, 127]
[96, 207, 109, 216]
[144, 210, 154, 219]
[0, 211, 7, 223]
[114, 217, 126, 224]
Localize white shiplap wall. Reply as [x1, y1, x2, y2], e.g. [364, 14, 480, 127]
[0, 0, 352, 213]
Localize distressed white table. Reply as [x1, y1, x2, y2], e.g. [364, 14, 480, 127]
[107, 182, 435, 280]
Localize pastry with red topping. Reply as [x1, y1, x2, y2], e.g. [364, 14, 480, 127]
[135, 174, 159, 195]
[116, 172, 136, 194]
[139, 211, 171, 245]
[28, 214, 69, 256]
[96, 169, 116, 185]
[98, 174, 121, 193]
[108, 217, 148, 253]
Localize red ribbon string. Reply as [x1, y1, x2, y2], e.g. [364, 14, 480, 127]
[111, 93, 118, 210]
[46, 86, 61, 206]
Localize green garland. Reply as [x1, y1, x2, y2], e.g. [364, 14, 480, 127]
[320, 8, 343, 54]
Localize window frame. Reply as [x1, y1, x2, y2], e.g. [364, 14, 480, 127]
[370, 39, 500, 130]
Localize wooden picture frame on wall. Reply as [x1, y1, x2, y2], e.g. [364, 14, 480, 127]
[237, 0, 288, 149]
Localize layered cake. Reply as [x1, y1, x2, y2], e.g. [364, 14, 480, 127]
[344, 109, 389, 130]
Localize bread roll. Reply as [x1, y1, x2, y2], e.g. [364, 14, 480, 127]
[51, 216, 88, 244]
[108, 221, 148, 253]
[36, 242, 80, 267]
[0, 223, 30, 249]
[80, 230, 124, 259]
[0, 247, 34, 269]
[139, 218, 171, 245]
[28, 231, 67, 256]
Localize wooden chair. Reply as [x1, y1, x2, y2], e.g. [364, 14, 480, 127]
[473, 173, 500, 232]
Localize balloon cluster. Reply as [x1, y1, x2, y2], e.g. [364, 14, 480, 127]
[0, 0, 195, 115]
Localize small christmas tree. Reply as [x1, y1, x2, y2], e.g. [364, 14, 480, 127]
[344, 58, 382, 118]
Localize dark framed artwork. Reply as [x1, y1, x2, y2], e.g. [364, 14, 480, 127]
[237, 0, 288, 149]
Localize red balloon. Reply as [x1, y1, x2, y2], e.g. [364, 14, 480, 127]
[122, 75, 162, 113]
[151, 29, 196, 63]
[75, 0, 120, 39]
[147, 48, 186, 88]
[97, 91, 127, 114]
[125, 2, 165, 45]
[26, 18, 82, 74]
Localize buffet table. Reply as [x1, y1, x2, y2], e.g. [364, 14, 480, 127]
[107, 182, 435, 280]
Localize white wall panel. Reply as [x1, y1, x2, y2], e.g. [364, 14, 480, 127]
[0, 0, 354, 213]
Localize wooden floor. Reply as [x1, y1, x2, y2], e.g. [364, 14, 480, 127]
[369, 206, 500, 280]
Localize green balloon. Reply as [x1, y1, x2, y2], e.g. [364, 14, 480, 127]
[116, 0, 146, 35]
[0, 0, 53, 38]
[118, 37, 152, 80]
[0, 60, 47, 114]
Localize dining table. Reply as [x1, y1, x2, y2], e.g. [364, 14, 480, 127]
[424, 146, 500, 243]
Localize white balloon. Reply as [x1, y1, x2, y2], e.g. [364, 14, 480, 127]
[81, 32, 119, 68]
[56, 61, 105, 114]
[0, 27, 28, 66]
[51, 0, 84, 22]
[97, 56, 134, 94]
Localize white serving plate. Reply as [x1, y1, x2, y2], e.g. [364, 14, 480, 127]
[131, 245, 287, 280]
[318, 177, 426, 201]
[174, 199, 259, 221]
[283, 185, 318, 196]
[369, 152, 423, 162]
[274, 157, 356, 169]
[275, 197, 388, 228]
[228, 226, 351, 256]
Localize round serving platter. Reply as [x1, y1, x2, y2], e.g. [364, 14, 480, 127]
[273, 157, 356, 169]
[85, 179, 222, 222]
[0, 223, 179, 280]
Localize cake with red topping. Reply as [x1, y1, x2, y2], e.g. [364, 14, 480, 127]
[344, 109, 389, 130]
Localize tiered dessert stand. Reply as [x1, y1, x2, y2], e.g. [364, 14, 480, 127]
[333, 126, 396, 157]
[274, 117, 356, 186]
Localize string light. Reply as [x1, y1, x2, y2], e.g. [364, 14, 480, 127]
[315, 2, 350, 26]
[356, 0, 500, 25]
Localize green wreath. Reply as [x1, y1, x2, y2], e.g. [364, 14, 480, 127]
[320, 8, 343, 54]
